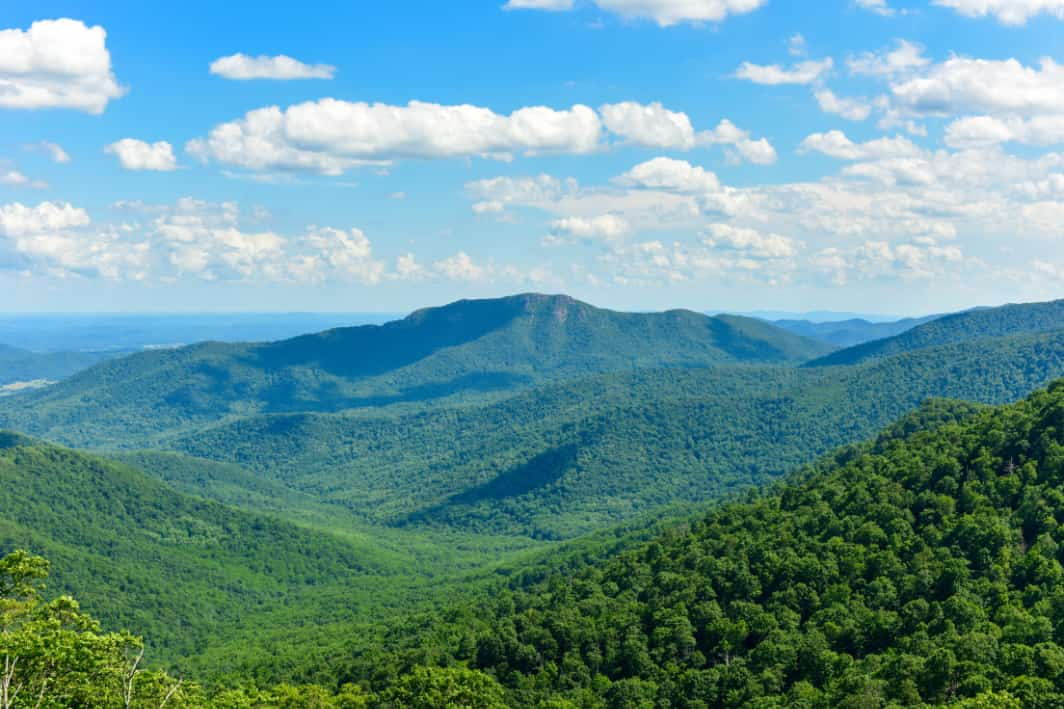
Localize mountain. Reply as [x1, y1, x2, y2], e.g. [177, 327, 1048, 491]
[808, 298, 1064, 366]
[0, 343, 114, 387]
[0, 294, 831, 447]
[344, 380, 1064, 707]
[772, 314, 940, 347]
[139, 329, 1064, 539]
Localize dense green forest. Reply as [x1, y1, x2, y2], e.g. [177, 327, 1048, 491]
[770, 314, 939, 348]
[809, 299, 1064, 367]
[0, 295, 830, 447]
[4, 294, 1064, 706]
[0, 343, 114, 388]
[10, 382, 1064, 707]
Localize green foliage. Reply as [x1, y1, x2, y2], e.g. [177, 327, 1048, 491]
[808, 298, 1064, 366]
[337, 381, 1064, 706]
[0, 343, 113, 387]
[772, 314, 939, 348]
[0, 294, 830, 447]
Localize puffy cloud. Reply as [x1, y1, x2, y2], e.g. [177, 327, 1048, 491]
[299, 226, 384, 283]
[105, 139, 178, 171]
[734, 58, 833, 85]
[891, 57, 1064, 117]
[945, 114, 1064, 147]
[614, 157, 721, 193]
[434, 252, 485, 281]
[0, 18, 125, 113]
[848, 40, 929, 77]
[0, 202, 89, 236]
[551, 214, 631, 243]
[703, 223, 799, 258]
[856, 0, 896, 15]
[600, 101, 700, 149]
[812, 240, 965, 284]
[0, 168, 45, 189]
[187, 100, 603, 174]
[209, 53, 336, 80]
[815, 89, 873, 121]
[933, 0, 1064, 25]
[798, 130, 924, 161]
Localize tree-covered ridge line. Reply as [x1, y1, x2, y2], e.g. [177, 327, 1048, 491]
[0, 294, 831, 448]
[332, 380, 1064, 707]
[160, 328, 1064, 539]
[808, 298, 1064, 367]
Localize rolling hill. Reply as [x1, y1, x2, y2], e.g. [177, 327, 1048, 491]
[0, 343, 115, 387]
[0, 293, 831, 447]
[807, 298, 1064, 367]
[123, 328, 1064, 539]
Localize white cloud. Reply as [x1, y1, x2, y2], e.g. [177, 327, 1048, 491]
[933, 0, 1064, 25]
[209, 53, 336, 80]
[0, 202, 90, 236]
[600, 101, 700, 149]
[25, 141, 70, 163]
[787, 33, 807, 57]
[0, 18, 125, 113]
[892, 57, 1064, 117]
[551, 214, 631, 243]
[735, 58, 833, 85]
[503, 0, 575, 9]
[614, 156, 721, 192]
[848, 40, 929, 77]
[703, 223, 799, 258]
[856, 0, 896, 15]
[798, 130, 924, 160]
[299, 226, 384, 283]
[105, 139, 178, 171]
[815, 89, 873, 121]
[434, 252, 485, 281]
[187, 100, 603, 174]
[945, 114, 1064, 147]
[0, 168, 45, 189]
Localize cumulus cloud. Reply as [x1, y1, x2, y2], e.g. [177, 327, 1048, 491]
[24, 141, 70, 163]
[798, 130, 924, 161]
[187, 100, 603, 174]
[815, 89, 873, 121]
[550, 214, 631, 243]
[933, 0, 1064, 25]
[614, 156, 721, 193]
[600, 101, 701, 149]
[0, 18, 125, 113]
[734, 58, 833, 85]
[434, 252, 485, 281]
[0, 202, 90, 236]
[856, 0, 896, 15]
[848, 40, 929, 77]
[891, 57, 1064, 117]
[209, 53, 336, 80]
[105, 139, 178, 171]
[946, 115, 1064, 147]
[703, 223, 800, 259]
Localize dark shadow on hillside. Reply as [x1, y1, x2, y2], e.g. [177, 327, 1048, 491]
[402, 444, 579, 525]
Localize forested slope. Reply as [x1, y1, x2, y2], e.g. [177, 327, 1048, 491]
[0, 294, 830, 447]
[339, 380, 1064, 707]
[808, 299, 1064, 367]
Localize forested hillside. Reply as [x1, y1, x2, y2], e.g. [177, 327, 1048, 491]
[771, 314, 939, 347]
[158, 329, 1064, 538]
[809, 299, 1064, 367]
[0, 295, 830, 446]
[335, 380, 1064, 706]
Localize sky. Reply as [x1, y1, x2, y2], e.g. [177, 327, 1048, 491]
[1, 0, 1064, 315]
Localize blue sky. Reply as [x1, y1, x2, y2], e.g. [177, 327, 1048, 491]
[2, 0, 1064, 314]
